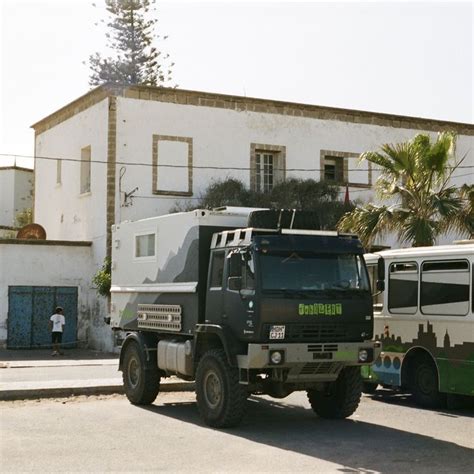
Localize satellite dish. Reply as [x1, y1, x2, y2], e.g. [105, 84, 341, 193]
[17, 223, 47, 240]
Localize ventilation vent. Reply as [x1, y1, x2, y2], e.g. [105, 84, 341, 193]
[137, 304, 182, 331]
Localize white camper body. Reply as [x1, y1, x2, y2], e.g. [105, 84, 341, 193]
[110, 208, 252, 332]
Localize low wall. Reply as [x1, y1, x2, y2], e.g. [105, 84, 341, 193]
[0, 240, 114, 351]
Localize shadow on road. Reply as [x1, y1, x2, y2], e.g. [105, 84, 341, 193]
[139, 395, 473, 474]
[366, 388, 474, 418]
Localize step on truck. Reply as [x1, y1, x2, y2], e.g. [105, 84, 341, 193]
[110, 208, 380, 427]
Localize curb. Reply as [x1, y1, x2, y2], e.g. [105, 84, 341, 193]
[0, 381, 195, 401]
[0, 360, 118, 369]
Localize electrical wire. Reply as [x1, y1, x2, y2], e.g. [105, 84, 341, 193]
[1, 152, 473, 173]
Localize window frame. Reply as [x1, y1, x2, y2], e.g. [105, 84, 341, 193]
[388, 261, 419, 315]
[134, 231, 157, 261]
[320, 149, 372, 188]
[80, 146, 91, 195]
[209, 251, 226, 290]
[323, 156, 344, 183]
[152, 135, 193, 196]
[255, 152, 274, 192]
[250, 143, 286, 193]
[420, 259, 470, 317]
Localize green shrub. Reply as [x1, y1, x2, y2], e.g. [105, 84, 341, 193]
[92, 257, 111, 297]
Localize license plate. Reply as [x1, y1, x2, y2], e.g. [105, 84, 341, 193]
[269, 325, 285, 340]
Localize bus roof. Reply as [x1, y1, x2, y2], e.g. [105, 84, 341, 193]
[365, 242, 474, 261]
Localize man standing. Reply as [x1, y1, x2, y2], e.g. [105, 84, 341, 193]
[49, 307, 65, 356]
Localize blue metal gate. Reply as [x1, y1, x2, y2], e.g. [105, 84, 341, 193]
[8, 286, 78, 349]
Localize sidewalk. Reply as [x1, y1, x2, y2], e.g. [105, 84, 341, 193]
[0, 348, 193, 401]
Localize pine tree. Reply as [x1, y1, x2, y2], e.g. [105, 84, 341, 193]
[88, 0, 174, 86]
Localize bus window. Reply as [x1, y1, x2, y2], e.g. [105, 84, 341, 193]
[421, 260, 470, 316]
[388, 262, 418, 314]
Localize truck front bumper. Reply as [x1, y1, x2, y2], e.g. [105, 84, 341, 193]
[237, 341, 380, 382]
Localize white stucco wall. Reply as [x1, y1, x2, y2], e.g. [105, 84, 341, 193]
[0, 241, 114, 351]
[0, 168, 33, 227]
[115, 97, 473, 248]
[34, 93, 473, 258]
[34, 98, 110, 266]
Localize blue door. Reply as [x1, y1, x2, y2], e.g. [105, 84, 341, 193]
[8, 286, 78, 349]
[7, 287, 33, 349]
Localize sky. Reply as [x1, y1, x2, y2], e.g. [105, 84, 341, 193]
[0, 0, 473, 169]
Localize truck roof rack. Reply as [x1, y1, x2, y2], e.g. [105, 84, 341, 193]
[247, 209, 358, 234]
[211, 228, 276, 249]
[211, 227, 359, 249]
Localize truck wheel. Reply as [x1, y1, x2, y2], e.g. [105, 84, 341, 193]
[307, 366, 362, 419]
[196, 349, 247, 428]
[362, 382, 378, 394]
[122, 341, 160, 405]
[410, 354, 446, 408]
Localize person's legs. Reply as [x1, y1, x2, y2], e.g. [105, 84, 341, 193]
[58, 332, 64, 355]
[51, 332, 59, 355]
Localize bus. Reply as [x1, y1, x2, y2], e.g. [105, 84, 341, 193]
[363, 242, 474, 407]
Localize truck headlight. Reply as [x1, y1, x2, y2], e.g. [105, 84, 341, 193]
[270, 350, 284, 365]
[358, 349, 368, 362]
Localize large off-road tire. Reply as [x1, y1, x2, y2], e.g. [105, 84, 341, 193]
[122, 341, 160, 405]
[362, 381, 379, 394]
[195, 349, 247, 428]
[307, 366, 362, 419]
[410, 354, 446, 408]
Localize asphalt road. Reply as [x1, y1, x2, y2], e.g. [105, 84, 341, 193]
[1, 390, 473, 473]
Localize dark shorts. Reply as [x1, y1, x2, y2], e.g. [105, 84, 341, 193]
[52, 332, 63, 344]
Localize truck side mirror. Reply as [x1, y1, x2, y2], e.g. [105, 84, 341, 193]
[228, 276, 242, 291]
[228, 253, 242, 277]
[377, 257, 385, 279]
[376, 257, 385, 292]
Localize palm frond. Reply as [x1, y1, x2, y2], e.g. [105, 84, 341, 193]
[337, 205, 395, 248]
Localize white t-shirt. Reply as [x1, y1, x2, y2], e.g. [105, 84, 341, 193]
[50, 314, 65, 332]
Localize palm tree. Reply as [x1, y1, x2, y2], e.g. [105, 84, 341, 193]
[337, 132, 473, 247]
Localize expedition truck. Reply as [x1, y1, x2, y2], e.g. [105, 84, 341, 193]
[110, 208, 380, 428]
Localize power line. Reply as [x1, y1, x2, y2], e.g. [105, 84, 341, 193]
[451, 172, 474, 179]
[1, 152, 473, 173]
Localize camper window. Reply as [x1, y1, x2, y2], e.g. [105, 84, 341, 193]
[135, 233, 156, 258]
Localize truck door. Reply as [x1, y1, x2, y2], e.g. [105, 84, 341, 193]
[205, 250, 226, 324]
[224, 251, 256, 338]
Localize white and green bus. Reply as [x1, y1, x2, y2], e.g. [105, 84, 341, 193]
[363, 242, 474, 407]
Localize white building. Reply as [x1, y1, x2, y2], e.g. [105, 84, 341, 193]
[0, 165, 34, 235]
[29, 84, 473, 350]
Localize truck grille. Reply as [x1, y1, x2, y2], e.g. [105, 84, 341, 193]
[264, 323, 362, 342]
[299, 362, 344, 375]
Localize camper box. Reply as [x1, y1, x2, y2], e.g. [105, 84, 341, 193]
[110, 208, 251, 334]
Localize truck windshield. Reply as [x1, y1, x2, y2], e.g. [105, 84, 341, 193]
[259, 253, 370, 293]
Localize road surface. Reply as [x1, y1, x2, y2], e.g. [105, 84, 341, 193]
[1, 390, 473, 473]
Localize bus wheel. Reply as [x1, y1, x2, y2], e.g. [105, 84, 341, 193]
[307, 366, 362, 419]
[122, 341, 160, 405]
[410, 354, 446, 408]
[196, 349, 247, 428]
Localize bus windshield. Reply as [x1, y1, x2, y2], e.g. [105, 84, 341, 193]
[259, 252, 370, 293]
